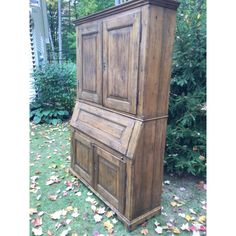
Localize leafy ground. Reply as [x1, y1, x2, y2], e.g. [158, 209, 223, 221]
[30, 123, 206, 236]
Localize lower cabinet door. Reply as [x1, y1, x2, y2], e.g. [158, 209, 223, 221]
[73, 133, 94, 186]
[94, 146, 126, 213]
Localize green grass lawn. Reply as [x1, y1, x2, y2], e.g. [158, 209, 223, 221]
[30, 123, 206, 236]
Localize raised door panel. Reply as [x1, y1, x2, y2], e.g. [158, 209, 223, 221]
[73, 132, 94, 186]
[77, 22, 102, 103]
[94, 147, 126, 213]
[103, 12, 141, 114]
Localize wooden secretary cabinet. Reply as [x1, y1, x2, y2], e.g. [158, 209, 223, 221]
[70, 0, 179, 230]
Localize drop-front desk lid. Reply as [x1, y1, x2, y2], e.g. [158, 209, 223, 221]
[70, 101, 142, 158]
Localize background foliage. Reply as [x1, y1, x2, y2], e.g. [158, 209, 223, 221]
[165, 0, 206, 177]
[30, 62, 76, 125]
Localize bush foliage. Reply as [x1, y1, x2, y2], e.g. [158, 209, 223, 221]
[30, 62, 76, 125]
[165, 0, 206, 177]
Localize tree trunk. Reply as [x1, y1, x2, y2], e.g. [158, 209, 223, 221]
[58, 0, 62, 64]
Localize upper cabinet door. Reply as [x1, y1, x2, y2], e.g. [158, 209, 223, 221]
[77, 22, 102, 104]
[103, 12, 141, 114]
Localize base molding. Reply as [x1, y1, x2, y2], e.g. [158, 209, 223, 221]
[69, 167, 161, 230]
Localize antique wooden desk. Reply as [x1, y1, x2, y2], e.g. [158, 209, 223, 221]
[70, 0, 179, 230]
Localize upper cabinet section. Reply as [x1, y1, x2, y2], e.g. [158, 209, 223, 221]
[75, 0, 179, 117]
[77, 22, 102, 104]
[102, 12, 141, 114]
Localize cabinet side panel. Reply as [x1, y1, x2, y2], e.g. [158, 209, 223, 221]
[151, 119, 167, 208]
[156, 8, 177, 115]
[132, 121, 157, 218]
[139, 6, 177, 118]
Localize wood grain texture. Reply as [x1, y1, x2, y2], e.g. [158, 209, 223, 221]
[103, 11, 141, 114]
[71, 1, 179, 230]
[77, 22, 102, 104]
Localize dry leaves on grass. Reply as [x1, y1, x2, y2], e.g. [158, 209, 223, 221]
[48, 195, 58, 201]
[94, 214, 103, 223]
[32, 227, 43, 236]
[31, 217, 42, 227]
[141, 228, 149, 235]
[46, 176, 60, 185]
[104, 220, 114, 233]
[30, 208, 38, 215]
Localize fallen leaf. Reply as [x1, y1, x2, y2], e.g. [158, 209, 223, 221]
[67, 215, 76, 224]
[65, 206, 73, 212]
[30, 208, 38, 215]
[161, 226, 169, 230]
[185, 215, 193, 221]
[65, 180, 73, 187]
[46, 176, 60, 185]
[171, 201, 177, 207]
[55, 222, 62, 230]
[72, 210, 79, 218]
[173, 195, 180, 201]
[35, 170, 41, 175]
[85, 197, 97, 205]
[48, 195, 57, 201]
[198, 215, 206, 224]
[32, 227, 43, 236]
[31, 217, 42, 227]
[94, 214, 103, 222]
[91, 205, 97, 212]
[181, 223, 190, 231]
[112, 218, 118, 224]
[192, 231, 200, 236]
[178, 213, 185, 218]
[60, 227, 71, 236]
[200, 225, 206, 231]
[38, 211, 44, 217]
[172, 227, 181, 234]
[105, 211, 114, 218]
[75, 192, 81, 197]
[196, 181, 205, 190]
[155, 226, 163, 234]
[104, 220, 114, 233]
[47, 230, 53, 236]
[50, 210, 62, 220]
[141, 229, 149, 235]
[154, 221, 160, 226]
[189, 208, 197, 215]
[97, 207, 105, 215]
[164, 180, 170, 185]
[189, 225, 197, 232]
[61, 209, 67, 216]
[199, 155, 205, 161]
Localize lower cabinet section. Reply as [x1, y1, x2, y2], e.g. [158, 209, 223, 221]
[94, 147, 126, 213]
[73, 133, 94, 186]
[72, 131, 126, 213]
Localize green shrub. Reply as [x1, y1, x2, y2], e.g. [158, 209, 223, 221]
[165, 0, 206, 177]
[30, 62, 76, 125]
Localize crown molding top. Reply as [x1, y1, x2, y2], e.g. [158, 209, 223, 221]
[74, 0, 180, 26]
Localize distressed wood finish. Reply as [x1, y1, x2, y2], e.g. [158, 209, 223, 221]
[77, 22, 102, 103]
[71, 0, 179, 230]
[103, 11, 140, 114]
